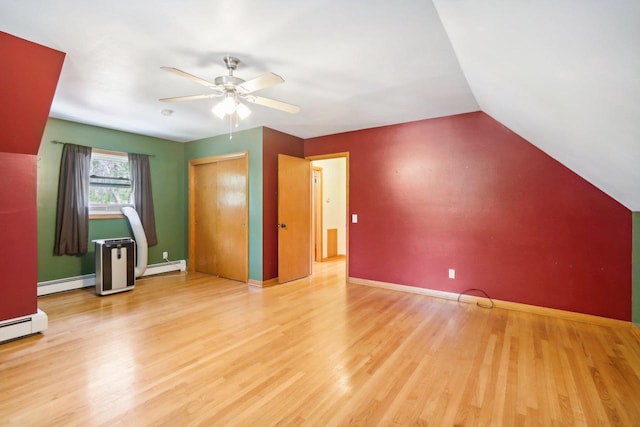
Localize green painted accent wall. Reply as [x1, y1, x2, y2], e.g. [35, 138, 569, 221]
[184, 128, 264, 281]
[37, 118, 186, 282]
[633, 212, 640, 327]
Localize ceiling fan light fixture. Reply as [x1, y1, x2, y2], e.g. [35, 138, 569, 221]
[236, 102, 251, 120]
[222, 94, 236, 115]
[211, 101, 227, 119]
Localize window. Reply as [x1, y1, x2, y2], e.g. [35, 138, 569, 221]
[89, 149, 133, 216]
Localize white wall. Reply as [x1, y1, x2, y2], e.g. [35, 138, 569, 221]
[312, 158, 347, 258]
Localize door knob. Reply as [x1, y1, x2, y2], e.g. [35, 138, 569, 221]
[277, 223, 287, 229]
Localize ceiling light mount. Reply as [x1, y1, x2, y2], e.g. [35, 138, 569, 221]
[223, 56, 240, 72]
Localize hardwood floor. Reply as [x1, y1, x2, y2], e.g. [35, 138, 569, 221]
[1, 259, 640, 425]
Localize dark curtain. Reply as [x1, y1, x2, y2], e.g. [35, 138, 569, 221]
[128, 153, 158, 246]
[54, 144, 92, 255]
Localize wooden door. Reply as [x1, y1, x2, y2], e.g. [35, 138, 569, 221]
[189, 153, 248, 282]
[278, 154, 311, 283]
[216, 157, 248, 282]
[327, 229, 338, 258]
[193, 162, 218, 275]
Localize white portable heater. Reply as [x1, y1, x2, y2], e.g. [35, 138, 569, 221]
[94, 238, 135, 295]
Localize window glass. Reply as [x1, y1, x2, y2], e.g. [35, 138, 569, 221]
[89, 150, 133, 215]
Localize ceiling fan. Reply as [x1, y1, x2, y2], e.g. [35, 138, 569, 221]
[159, 56, 300, 121]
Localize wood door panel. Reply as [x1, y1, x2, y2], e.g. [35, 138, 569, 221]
[278, 154, 311, 283]
[216, 157, 248, 282]
[189, 153, 248, 282]
[327, 228, 338, 258]
[193, 162, 218, 275]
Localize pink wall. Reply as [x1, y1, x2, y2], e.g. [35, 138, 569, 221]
[0, 32, 65, 322]
[305, 112, 631, 320]
[263, 128, 304, 281]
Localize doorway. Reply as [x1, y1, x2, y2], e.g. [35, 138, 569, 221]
[309, 154, 348, 274]
[188, 152, 248, 282]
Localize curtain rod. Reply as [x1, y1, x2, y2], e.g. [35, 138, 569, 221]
[50, 140, 155, 157]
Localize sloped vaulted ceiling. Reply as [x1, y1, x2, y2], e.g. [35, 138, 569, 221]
[0, 1, 638, 209]
[433, 1, 640, 211]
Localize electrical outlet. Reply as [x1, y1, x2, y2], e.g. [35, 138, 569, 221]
[448, 268, 455, 279]
[162, 251, 168, 260]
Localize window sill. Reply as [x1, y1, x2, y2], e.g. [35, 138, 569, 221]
[89, 213, 125, 220]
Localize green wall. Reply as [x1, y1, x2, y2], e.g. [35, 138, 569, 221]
[633, 212, 640, 327]
[38, 118, 186, 282]
[38, 120, 266, 283]
[33, 118, 640, 325]
[184, 128, 264, 282]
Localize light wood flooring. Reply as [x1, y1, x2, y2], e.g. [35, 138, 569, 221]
[1, 259, 640, 425]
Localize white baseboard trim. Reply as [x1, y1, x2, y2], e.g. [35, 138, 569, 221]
[348, 276, 631, 328]
[37, 260, 187, 296]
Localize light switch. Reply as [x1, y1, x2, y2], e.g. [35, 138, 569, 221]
[352, 214, 358, 223]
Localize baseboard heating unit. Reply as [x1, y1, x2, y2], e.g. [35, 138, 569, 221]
[0, 309, 48, 344]
[37, 260, 187, 296]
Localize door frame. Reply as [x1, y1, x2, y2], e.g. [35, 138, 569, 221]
[307, 152, 349, 277]
[188, 151, 248, 277]
[312, 166, 323, 262]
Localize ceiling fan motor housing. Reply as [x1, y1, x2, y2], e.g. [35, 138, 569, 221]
[214, 75, 245, 88]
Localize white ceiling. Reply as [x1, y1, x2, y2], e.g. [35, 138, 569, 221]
[1, 1, 638, 210]
[433, 0, 640, 212]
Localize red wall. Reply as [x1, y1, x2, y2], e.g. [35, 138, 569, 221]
[263, 128, 304, 281]
[0, 154, 38, 320]
[0, 32, 65, 155]
[305, 112, 632, 320]
[0, 32, 65, 322]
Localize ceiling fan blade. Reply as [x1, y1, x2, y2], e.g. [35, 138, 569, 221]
[246, 95, 300, 113]
[161, 66, 217, 88]
[159, 94, 219, 102]
[237, 72, 284, 94]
